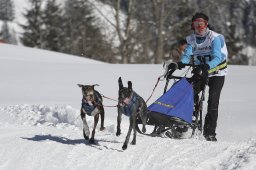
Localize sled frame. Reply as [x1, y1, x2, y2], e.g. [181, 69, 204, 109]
[136, 64, 209, 138]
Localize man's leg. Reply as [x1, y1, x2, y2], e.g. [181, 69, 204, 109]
[203, 76, 225, 140]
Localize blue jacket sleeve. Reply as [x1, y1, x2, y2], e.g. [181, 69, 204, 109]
[208, 36, 224, 69]
[181, 44, 193, 64]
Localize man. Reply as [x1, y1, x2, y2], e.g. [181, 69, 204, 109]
[177, 12, 228, 141]
[169, 39, 187, 62]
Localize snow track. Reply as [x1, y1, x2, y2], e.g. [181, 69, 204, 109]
[1, 105, 256, 170]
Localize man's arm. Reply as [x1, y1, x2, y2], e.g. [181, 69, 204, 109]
[208, 36, 224, 69]
[181, 44, 193, 64]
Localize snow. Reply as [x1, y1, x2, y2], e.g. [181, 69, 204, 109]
[1, 43, 256, 169]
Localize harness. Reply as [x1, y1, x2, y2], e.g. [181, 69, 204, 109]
[122, 92, 141, 117]
[81, 91, 101, 116]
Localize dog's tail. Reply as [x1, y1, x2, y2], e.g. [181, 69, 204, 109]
[118, 77, 123, 90]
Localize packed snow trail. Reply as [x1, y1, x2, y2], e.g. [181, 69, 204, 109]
[0, 105, 256, 170]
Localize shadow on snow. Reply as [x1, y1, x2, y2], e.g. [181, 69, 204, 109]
[21, 135, 86, 145]
[21, 134, 123, 152]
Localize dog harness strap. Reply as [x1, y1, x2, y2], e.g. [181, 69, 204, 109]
[123, 92, 139, 117]
[129, 92, 137, 104]
[94, 91, 102, 103]
[81, 101, 96, 116]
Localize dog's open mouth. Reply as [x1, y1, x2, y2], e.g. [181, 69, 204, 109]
[85, 95, 95, 102]
[119, 94, 133, 106]
[123, 97, 131, 105]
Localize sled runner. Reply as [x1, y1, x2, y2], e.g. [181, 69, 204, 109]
[136, 63, 209, 138]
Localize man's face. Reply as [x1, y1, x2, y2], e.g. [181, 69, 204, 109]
[192, 18, 208, 36]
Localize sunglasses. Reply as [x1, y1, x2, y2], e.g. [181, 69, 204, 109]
[192, 19, 208, 29]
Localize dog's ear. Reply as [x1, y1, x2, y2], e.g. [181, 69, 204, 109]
[92, 84, 99, 89]
[128, 81, 132, 90]
[77, 84, 83, 88]
[118, 77, 123, 90]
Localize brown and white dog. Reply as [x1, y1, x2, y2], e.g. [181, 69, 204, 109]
[116, 77, 148, 150]
[78, 84, 105, 144]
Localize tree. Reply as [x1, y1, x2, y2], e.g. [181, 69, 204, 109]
[62, 0, 113, 61]
[41, 0, 63, 52]
[225, 1, 248, 64]
[0, 0, 16, 44]
[0, 21, 17, 44]
[130, 0, 193, 63]
[243, 0, 256, 47]
[20, 0, 43, 48]
[113, 0, 136, 63]
[0, 0, 14, 21]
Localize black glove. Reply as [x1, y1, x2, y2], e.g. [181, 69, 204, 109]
[200, 64, 210, 72]
[167, 62, 177, 71]
[200, 64, 210, 79]
[177, 61, 185, 70]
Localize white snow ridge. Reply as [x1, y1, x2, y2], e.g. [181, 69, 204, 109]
[0, 104, 81, 128]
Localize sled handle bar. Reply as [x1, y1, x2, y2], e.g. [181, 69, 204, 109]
[182, 63, 197, 67]
[165, 63, 196, 79]
[167, 76, 183, 80]
[166, 76, 197, 82]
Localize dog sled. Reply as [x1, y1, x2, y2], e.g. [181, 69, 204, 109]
[136, 63, 209, 138]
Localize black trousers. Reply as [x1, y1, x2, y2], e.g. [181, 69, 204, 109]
[203, 76, 225, 137]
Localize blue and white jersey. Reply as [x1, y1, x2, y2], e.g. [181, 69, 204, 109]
[181, 30, 228, 77]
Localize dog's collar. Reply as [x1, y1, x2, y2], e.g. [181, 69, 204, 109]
[121, 92, 141, 117]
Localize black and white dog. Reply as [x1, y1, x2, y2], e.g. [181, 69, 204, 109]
[116, 77, 148, 150]
[78, 84, 105, 144]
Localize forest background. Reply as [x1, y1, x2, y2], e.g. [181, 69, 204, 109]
[1, 0, 255, 65]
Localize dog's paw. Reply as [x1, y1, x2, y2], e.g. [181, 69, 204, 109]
[100, 127, 106, 131]
[131, 140, 136, 145]
[116, 129, 121, 136]
[89, 138, 95, 144]
[142, 126, 146, 133]
[84, 135, 89, 140]
[122, 144, 127, 150]
[83, 130, 89, 140]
